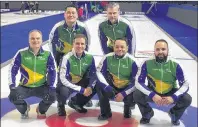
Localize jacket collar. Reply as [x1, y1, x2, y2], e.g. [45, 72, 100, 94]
[28, 47, 44, 56]
[113, 52, 128, 59]
[154, 56, 170, 64]
[107, 17, 120, 25]
[63, 21, 79, 31]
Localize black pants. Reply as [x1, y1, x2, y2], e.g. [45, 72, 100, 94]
[133, 89, 192, 120]
[35, 4, 39, 12]
[5, 3, 9, 9]
[8, 84, 56, 114]
[56, 78, 96, 107]
[96, 80, 134, 115]
[21, 4, 25, 14]
[55, 52, 65, 67]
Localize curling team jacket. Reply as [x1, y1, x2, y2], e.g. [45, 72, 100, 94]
[137, 57, 189, 102]
[9, 47, 57, 88]
[49, 20, 90, 56]
[98, 17, 133, 54]
[59, 49, 96, 94]
[97, 52, 138, 97]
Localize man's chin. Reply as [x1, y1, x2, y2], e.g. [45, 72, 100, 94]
[68, 20, 76, 24]
[116, 53, 124, 56]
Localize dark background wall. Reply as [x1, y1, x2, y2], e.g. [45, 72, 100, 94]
[167, 5, 197, 29]
[1, 1, 71, 10]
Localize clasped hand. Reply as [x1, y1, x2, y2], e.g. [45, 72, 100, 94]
[83, 87, 92, 97]
[152, 94, 174, 106]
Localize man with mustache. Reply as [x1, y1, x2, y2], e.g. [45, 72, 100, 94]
[133, 39, 192, 126]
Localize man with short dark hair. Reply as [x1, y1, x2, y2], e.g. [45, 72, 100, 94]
[134, 39, 192, 126]
[49, 4, 90, 66]
[49, 4, 92, 108]
[57, 34, 97, 116]
[96, 38, 137, 120]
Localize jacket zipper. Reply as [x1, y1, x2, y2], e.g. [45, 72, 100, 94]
[160, 64, 163, 94]
[80, 59, 81, 76]
[34, 55, 36, 85]
[113, 27, 116, 40]
[118, 59, 121, 80]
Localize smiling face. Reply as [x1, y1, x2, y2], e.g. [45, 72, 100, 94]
[73, 37, 86, 56]
[114, 39, 128, 56]
[154, 41, 168, 62]
[64, 7, 78, 25]
[29, 31, 42, 50]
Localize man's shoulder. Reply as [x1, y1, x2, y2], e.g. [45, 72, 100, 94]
[76, 20, 86, 28]
[99, 19, 108, 26]
[63, 51, 74, 60]
[18, 47, 29, 54]
[84, 51, 93, 57]
[119, 17, 131, 26]
[53, 20, 65, 29]
[167, 57, 180, 65]
[144, 57, 155, 64]
[125, 53, 137, 62]
[42, 50, 51, 55]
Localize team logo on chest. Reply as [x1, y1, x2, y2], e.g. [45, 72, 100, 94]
[37, 56, 45, 60]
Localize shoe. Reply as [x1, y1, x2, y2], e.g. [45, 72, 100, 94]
[57, 105, 66, 116]
[98, 113, 112, 120]
[85, 100, 93, 107]
[36, 106, 46, 119]
[140, 118, 151, 124]
[21, 104, 30, 119]
[140, 110, 154, 124]
[68, 100, 87, 113]
[168, 111, 180, 126]
[124, 105, 131, 118]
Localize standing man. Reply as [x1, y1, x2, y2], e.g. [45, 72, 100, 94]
[49, 4, 90, 67]
[8, 30, 57, 119]
[96, 38, 138, 120]
[49, 4, 92, 107]
[57, 34, 97, 116]
[98, 2, 134, 54]
[5, 1, 9, 9]
[35, 1, 39, 13]
[134, 39, 192, 126]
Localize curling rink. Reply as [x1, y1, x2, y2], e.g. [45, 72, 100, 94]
[1, 11, 197, 127]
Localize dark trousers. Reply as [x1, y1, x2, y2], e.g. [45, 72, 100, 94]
[55, 52, 65, 67]
[56, 78, 96, 107]
[5, 3, 9, 9]
[133, 89, 192, 120]
[21, 4, 25, 14]
[8, 84, 56, 114]
[96, 81, 134, 115]
[35, 4, 39, 12]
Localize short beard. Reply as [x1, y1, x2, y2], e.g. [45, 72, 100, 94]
[155, 55, 168, 63]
